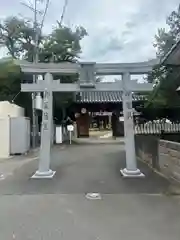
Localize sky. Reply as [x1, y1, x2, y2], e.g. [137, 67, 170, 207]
[0, 0, 180, 63]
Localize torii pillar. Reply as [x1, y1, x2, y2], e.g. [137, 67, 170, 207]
[120, 72, 144, 177]
[32, 73, 55, 178]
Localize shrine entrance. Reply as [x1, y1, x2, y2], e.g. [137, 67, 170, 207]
[72, 91, 146, 138]
[18, 60, 156, 179]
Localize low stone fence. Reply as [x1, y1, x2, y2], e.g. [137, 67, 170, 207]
[159, 140, 180, 183]
[135, 135, 159, 169]
[135, 134, 180, 184]
[135, 122, 180, 134]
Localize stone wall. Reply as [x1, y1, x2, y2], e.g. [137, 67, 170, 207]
[159, 140, 180, 183]
[135, 135, 159, 169]
[135, 134, 180, 184]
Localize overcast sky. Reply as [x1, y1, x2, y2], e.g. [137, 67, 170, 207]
[0, 0, 180, 63]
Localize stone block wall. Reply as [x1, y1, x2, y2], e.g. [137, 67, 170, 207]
[135, 134, 180, 184]
[135, 135, 159, 169]
[159, 140, 180, 183]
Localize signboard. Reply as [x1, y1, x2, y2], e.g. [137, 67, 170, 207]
[67, 124, 74, 132]
[67, 124, 74, 145]
[81, 108, 87, 114]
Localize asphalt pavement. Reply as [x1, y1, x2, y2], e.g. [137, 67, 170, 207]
[0, 144, 179, 240]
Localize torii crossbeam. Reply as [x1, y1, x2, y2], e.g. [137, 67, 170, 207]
[17, 60, 155, 179]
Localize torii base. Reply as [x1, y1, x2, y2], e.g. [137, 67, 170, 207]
[120, 168, 145, 178]
[31, 169, 56, 179]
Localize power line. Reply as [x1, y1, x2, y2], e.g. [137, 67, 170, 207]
[59, 0, 68, 26]
[40, 0, 50, 31]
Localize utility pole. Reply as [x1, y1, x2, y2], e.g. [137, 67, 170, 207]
[22, 0, 50, 148]
[32, 0, 39, 149]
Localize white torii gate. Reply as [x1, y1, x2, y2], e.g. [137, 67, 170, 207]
[17, 60, 155, 179]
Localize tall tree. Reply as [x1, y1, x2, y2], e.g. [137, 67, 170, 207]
[38, 23, 87, 118]
[153, 28, 176, 58]
[0, 16, 35, 61]
[0, 16, 87, 63]
[0, 16, 88, 119]
[39, 24, 87, 63]
[147, 3, 180, 117]
[0, 59, 32, 117]
[153, 4, 180, 59]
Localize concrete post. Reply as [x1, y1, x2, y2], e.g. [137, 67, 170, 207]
[120, 72, 144, 177]
[32, 73, 56, 178]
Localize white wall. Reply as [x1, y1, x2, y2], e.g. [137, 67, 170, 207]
[0, 102, 25, 158]
[0, 117, 10, 158]
[0, 101, 24, 117]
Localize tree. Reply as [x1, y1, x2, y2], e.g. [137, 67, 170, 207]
[39, 23, 87, 119]
[167, 4, 180, 39]
[39, 24, 87, 63]
[0, 16, 87, 63]
[0, 16, 88, 120]
[0, 16, 40, 114]
[0, 59, 32, 117]
[154, 28, 176, 58]
[0, 16, 35, 61]
[0, 59, 21, 98]
[153, 5, 180, 59]
[146, 3, 180, 120]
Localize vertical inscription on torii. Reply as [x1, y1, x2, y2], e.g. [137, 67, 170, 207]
[124, 91, 133, 120]
[43, 89, 49, 130]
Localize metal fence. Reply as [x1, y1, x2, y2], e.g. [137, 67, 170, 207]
[134, 122, 180, 134]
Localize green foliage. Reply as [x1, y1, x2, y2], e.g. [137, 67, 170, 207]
[0, 16, 35, 60]
[0, 16, 87, 114]
[0, 59, 32, 117]
[39, 25, 87, 63]
[41, 24, 87, 111]
[0, 59, 21, 96]
[153, 5, 180, 59]
[147, 66, 180, 107]
[167, 5, 180, 38]
[147, 3, 180, 117]
[154, 28, 176, 58]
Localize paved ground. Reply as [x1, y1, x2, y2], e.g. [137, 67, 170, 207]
[0, 144, 180, 239]
[0, 149, 39, 181]
[73, 137, 124, 145]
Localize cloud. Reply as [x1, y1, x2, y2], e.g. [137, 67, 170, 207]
[77, 0, 180, 62]
[0, 0, 180, 63]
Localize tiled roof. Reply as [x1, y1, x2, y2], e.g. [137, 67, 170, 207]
[76, 91, 146, 103]
[161, 39, 180, 65]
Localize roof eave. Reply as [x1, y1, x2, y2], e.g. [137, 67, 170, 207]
[161, 39, 180, 66]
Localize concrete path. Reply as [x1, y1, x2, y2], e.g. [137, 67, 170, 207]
[0, 149, 39, 181]
[0, 145, 179, 240]
[73, 137, 124, 145]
